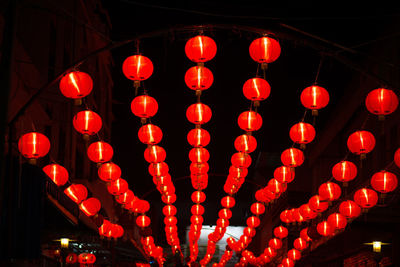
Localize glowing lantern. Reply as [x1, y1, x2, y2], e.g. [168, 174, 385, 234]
[231, 152, 252, 168]
[281, 148, 304, 167]
[249, 36, 281, 64]
[99, 219, 112, 237]
[192, 191, 206, 203]
[78, 253, 96, 264]
[274, 166, 295, 184]
[136, 215, 151, 228]
[354, 188, 378, 208]
[18, 132, 50, 162]
[42, 164, 69, 186]
[131, 95, 158, 118]
[221, 196, 235, 208]
[347, 130, 375, 156]
[217, 218, 229, 228]
[219, 208, 232, 219]
[59, 71, 93, 99]
[247, 216, 260, 228]
[185, 35, 217, 63]
[339, 200, 361, 218]
[73, 110, 102, 136]
[148, 162, 169, 177]
[290, 122, 316, 145]
[269, 238, 282, 250]
[298, 204, 316, 220]
[80, 197, 101, 217]
[371, 171, 398, 193]
[300, 85, 329, 115]
[87, 141, 113, 163]
[242, 78, 271, 101]
[274, 226, 288, 239]
[293, 208, 305, 222]
[238, 111, 262, 132]
[250, 202, 265, 215]
[318, 182, 342, 201]
[280, 210, 292, 224]
[138, 124, 163, 145]
[189, 147, 210, 163]
[98, 162, 121, 182]
[300, 228, 312, 242]
[191, 204, 205, 215]
[112, 224, 124, 238]
[395, 148, 400, 168]
[308, 195, 329, 213]
[365, 88, 398, 117]
[64, 184, 87, 204]
[191, 162, 209, 174]
[187, 128, 210, 147]
[327, 213, 347, 230]
[185, 66, 214, 90]
[162, 194, 176, 204]
[234, 134, 257, 153]
[186, 103, 212, 125]
[332, 161, 357, 183]
[66, 253, 77, 264]
[163, 205, 177, 216]
[282, 258, 295, 267]
[317, 221, 333, 236]
[122, 55, 153, 81]
[191, 215, 203, 225]
[143, 145, 166, 164]
[116, 190, 134, 205]
[294, 237, 308, 250]
[107, 178, 128, 195]
[288, 249, 301, 261]
[244, 227, 256, 237]
[264, 247, 276, 258]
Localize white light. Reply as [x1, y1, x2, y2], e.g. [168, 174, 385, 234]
[60, 238, 69, 249]
[373, 241, 382, 253]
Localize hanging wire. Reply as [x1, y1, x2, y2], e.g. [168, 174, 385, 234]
[314, 55, 324, 85]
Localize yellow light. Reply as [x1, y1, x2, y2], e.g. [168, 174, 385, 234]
[60, 238, 69, 249]
[373, 241, 382, 253]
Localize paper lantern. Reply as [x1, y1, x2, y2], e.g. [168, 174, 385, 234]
[162, 194, 176, 204]
[269, 238, 282, 250]
[192, 191, 206, 203]
[18, 132, 50, 161]
[64, 184, 88, 204]
[59, 71, 93, 99]
[42, 164, 69, 186]
[280, 210, 292, 224]
[122, 55, 153, 81]
[221, 196, 235, 208]
[371, 170, 398, 193]
[289, 122, 316, 145]
[288, 249, 301, 261]
[282, 258, 295, 267]
[136, 215, 151, 227]
[327, 213, 347, 230]
[317, 221, 333, 236]
[294, 237, 308, 250]
[354, 188, 378, 208]
[131, 95, 158, 118]
[300, 228, 312, 242]
[66, 253, 77, 264]
[191, 204, 205, 215]
[144, 145, 166, 163]
[78, 253, 96, 264]
[274, 166, 295, 184]
[238, 111, 262, 132]
[281, 148, 304, 167]
[191, 162, 209, 174]
[244, 227, 256, 237]
[347, 130, 375, 156]
[73, 110, 102, 136]
[231, 152, 252, 168]
[299, 203, 318, 220]
[365, 88, 398, 117]
[107, 178, 128, 195]
[318, 182, 342, 201]
[80, 197, 101, 217]
[98, 162, 121, 182]
[186, 103, 212, 125]
[189, 147, 210, 163]
[148, 162, 169, 177]
[185, 66, 214, 90]
[163, 205, 177, 216]
[116, 189, 134, 205]
[300, 85, 329, 113]
[187, 128, 210, 147]
[332, 160, 357, 183]
[274, 226, 288, 239]
[219, 208, 232, 220]
[250, 202, 265, 215]
[191, 215, 203, 225]
[249, 36, 281, 63]
[138, 124, 163, 145]
[308, 195, 329, 213]
[185, 35, 217, 63]
[217, 218, 229, 228]
[264, 247, 276, 258]
[242, 77, 271, 101]
[87, 141, 113, 163]
[99, 219, 112, 237]
[247, 216, 260, 228]
[339, 200, 361, 218]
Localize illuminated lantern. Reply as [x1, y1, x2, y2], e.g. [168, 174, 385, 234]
[365, 88, 398, 117]
[249, 36, 281, 64]
[107, 178, 128, 195]
[281, 148, 304, 167]
[318, 182, 342, 201]
[234, 134, 257, 153]
[229, 166, 248, 178]
[293, 208, 305, 222]
[136, 215, 151, 227]
[122, 55, 153, 81]
[80, 197, 101, 217]
[244, 227, 256, 237]
[191, 204, 205, 215]
[189, 147, 210, 163]
[267, 178, 284, 194]
[148, 162, 169, 177]
[98, 162, 121, 182]
[327, 213, 347, 230]
[395, 148, 400, 168]
[163, 205, 177, 216]
[274, 166, 295, 184]
[191, 174, 208, 191]
[299, 203, 317, 220]
[59, 71, 93, 99]
[347, 130, 376, 157]
[186, 103, 212, 125]
[231, 152, 252, 168]
[289, 122, 316, 146]
[217, 218, 229, 228]
[87, 141, 113, 163]
[185, 35, 217, 63]
[187, 128, 210, 147]
[221, 196, 235, 208]
[73, 110, 102, 136]
[191, 162, 209, 174]
[250, 202, 265, 215]
[131, 95, 158, 118]
[300, 85, 329, 115]
[133, 199, 150, 213]
[18, 132, 50, 162]
[116, 189, 134, 205]
[294, 237, 308, 250]
[309, 195, 329, 213]
[185, 66, 214, 90]
[99, 219, 112, 237]
[282, 258, 295, 267]
[280, 210, 292, 224]
[247, 216, 260, 228]
[269, 238, 282, 250]
[242, 78, 271, 101]
[238, 111, 262, 132]
[112, 224, 124, 238]
[354, 188, 378, 208]
[64, 184, 88, 204]
[255, 189, 269, 203]
[191, 215, 203, 225]
[274, 226, 288, 239]
[264, 247, 276, 258]
[317, 221, 333, 236]
[42, 164, 69, 186]
[219, 208, 232, 219]
[300, 228, 312, 242]
[66, 253, 77, 264]
[192, 191, 206, 203]
[288, 249, 301, 261]
[332, 161, 357, 183]
[144, 145, 166, 163]
[78, 253, 96, 264]
[138, 124, 163, 145]
[162, 194, 176, 204]
[339, 200, 361, 218]
[371, 171, 398, 193]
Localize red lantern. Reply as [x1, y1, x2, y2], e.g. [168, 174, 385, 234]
[332, 160, 357, 183]
[98, 162, 121, 182]
[148, 162, 169, 177]
[59, 71, 93, 99]
[238, 111, 262, 132]
[107, 178, 129, 195]
[42, 164, 69, 186]
[308, 195, 329, 213]
[395, 148, 400, 168]
[136, 215, 151, 227]
[281, 148, 304, 167]
[318, 182, 342, 201]
[144, 145, 166, 163]
[185, 35, 217, 63]
[131, 95, 158, 118]
[339, 200, 361, 218]
[192, 191, 206, 203]
[299, 203, 317, 220]
[280, 210, 292, 223]
[80, 197, 101, 217]
[282, 258, 295, 267]
[87, 141, 113, 163]
[347, 130, 376, 156]
[274, 166, 295, 184]
[18, 132, 50, 160]
[371, 171, 398, 193]
[317, 221, 333, 236]
[274, 226, 288, 239]
[221, 196, 235, 208]
[250, 202, 265, 215]
[191, 204, 205, 215]
[300, 228, 312, 242]
[247, 216, 260, 228]
[73, 110, 102, 136]
[122, 55, 153, 81]
[66, 253, 77, 264]
[354, 188, 378, 208]
[365, 88, 398, 117]
[231, 153, 252, 168]
[112, 224, 124, 238]
[234, 134, 257, 153]
[242, 78, 271, 101]
[191, 215, 203, 225]
[219, 208, 232, 219]
[185, 66, 214, 90]
[294, 237, 308, 250]
[249, 36, 281, 64]
[186, 103, 212, 125]
[244, 227, 256, 237]
[217, 218, 229, 228]
[269, 238, 282, 250]
[99, 219, 112, 237]
[138, 124, 163, 145]
[190, 162, 209, 174]
[189, 147, 210, 163]
[300, 85, 329, 113]
[327, 213, 347, 230]
[187, 128, 210, 147]
[264, 247, 276, 258]
[78, 253, 96, 264]
[163, 205, 177, 216]
[64, 184, 88, 204]
[289, 122, 316, 145]
[162, 194, 176, 204]
[288, 249, 301, 261]
[293, 208, 305, 222]
[116, 189, 135, 205]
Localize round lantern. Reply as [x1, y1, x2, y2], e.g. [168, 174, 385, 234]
[73, 110, 102, 136]
[231, 152, 252, 168]
[138, 124, 163, 145]
[354, 188, 378, 208]
[242, 77, 271, 101]
[162, 194, 176, 204]
[280, 210, 292, 224]
[247, 216, 260, 228]
[238, 111, 262, 132]
[187, 128, 211, 147]
[293, 208, 305, 222]
[80, 197, 101, 217]
[217, 218, 229, 228]
[371, 170, 398, 193]
[294, 237, 308, 250]
[300, 85, 329, 114]
[42, 164, 69, 186]
[267, 178, 284, 194]
[339, 200, 361, 218]
[317, 221, 333, 236]
[98, 162, 121, 182]
[347, 130, 376, 156]
[365, 88, 398, 117]
[300, 228, 312, 242]
[136, 215, 151, 227]
[269, 238, 282, 250]
[18, 132, 50, 161]
[59, 71, 93, 99]
[229, 166, 248, 178]
[234, 134, 257, 153]
[111, 224, 124, 238]
[289, 122, 316, 145]
[189, 147, 210, 163]
[318, 182, 342, 201]
[185, 66, 214, 90]
[299, 203, 318, 220]
[149, 162, 169, 177]
[191, 215, 203, 225]
[192, 191, 206, 203]
[122, 55, 153, 81]
[221, 196, 235, 208]
[186, 103, 212, 125]
[107, 178, 128, 195]
[191, 204, 205, 215]
[116, 189, 135, 205]
[66, 253, 78, 264]
[144, 145, 166, 163]
[219, 208, 232, 219]
[274, 226, 288, 239]
[185, 35, 217, 63]
[288, 249, 301, 261]
[78, 253, 96, 264]
[274, 166, 295, 184]
[250, 202, 265, 215]
[308, 195, 329, 213]
[281, 148, 304, 167]
[264, 247, 276, 258]
[99, 219, 112, 237]
[64, 184, 88, 204]
[163, 205, 177, 216]
[191, 162, 209, 174]
[244, 227, 256, 237]
[87, 141, 113, 163]
[395, 148, 400, 168]
[131, 95, 158, 118]
[332, 160, 357, 183]
[327, 213, 347, 230]
[282, 258, 295, 267]
[249, 36, 281, 64]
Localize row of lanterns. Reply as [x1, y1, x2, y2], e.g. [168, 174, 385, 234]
[66, 252, 96, 265]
